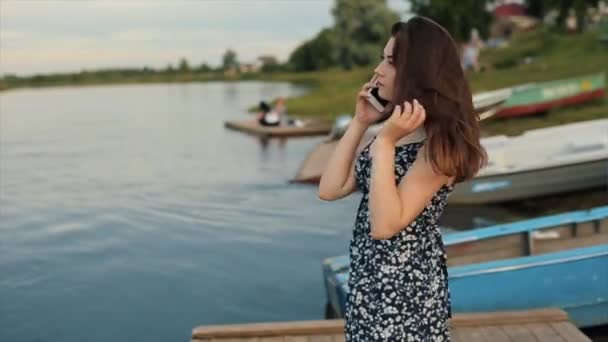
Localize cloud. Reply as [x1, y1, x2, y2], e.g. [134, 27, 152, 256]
[0, 0, 409, 76]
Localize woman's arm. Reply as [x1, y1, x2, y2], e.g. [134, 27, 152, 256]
[318, 120, 369, 201]
[369, 140, 450, 240]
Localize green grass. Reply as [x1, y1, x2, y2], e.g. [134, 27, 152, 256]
[469, 29, 608, 91]
[253, 67, 374, 118]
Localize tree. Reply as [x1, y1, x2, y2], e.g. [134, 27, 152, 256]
[409, 0, 491, 41]
[288, 28, 338, 71]
[178, 58, 190, 73]
[222, 49, 239, 71]
[526, 0, 599, 32]
[332, 0, 400, 69]
[198, 62, 212, 72]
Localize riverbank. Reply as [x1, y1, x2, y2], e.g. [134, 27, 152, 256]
[2, 30, 606, 138]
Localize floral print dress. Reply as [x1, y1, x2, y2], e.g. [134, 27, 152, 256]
[345, 137, 454, 342]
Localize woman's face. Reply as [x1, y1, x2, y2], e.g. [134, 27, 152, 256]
[374, 37, 397, 101]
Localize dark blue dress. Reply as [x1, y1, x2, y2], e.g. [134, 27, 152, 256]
[345, 137, 453, 341]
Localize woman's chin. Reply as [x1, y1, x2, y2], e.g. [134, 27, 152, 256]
[378, 88, 391, 102]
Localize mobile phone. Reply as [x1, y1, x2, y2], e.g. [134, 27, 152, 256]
[365, 76, 390, 113]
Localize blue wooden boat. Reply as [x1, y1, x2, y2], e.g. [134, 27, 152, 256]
[322, 205, 608, 327]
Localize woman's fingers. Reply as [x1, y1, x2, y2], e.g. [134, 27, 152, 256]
[397, 99, 425, 126]
[411, 99, 426, 127]
[392, 104, 402, 118]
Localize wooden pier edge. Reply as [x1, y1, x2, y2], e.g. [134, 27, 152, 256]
[223, 120, 332, 138]
[192, 308, 591, 341]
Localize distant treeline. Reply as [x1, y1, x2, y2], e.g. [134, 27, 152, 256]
[0, 61, 288, 91]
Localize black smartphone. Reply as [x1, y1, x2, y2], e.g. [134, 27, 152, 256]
[365, 75, 390, 113]
[367, 87, 390, 112]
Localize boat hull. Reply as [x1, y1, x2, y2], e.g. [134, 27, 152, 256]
[449, 158, 608, 204]
[495, 73, 606, 118]
[322, 207, 608, 328]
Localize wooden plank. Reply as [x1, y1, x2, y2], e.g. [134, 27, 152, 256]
[500, 324, 539, 342]
[526, 322, 567, 342]
[526, 231, 534, 256]
[448, 245, 524, 266]
[450, 327, 467, 342]
[330, 334, 345, 342]
[283, 337, 308, 342]
[534, 226, 573, 241]
[451, 309, 568, 327]
[456, 327, 486, 342]
[576, 222, 596, 237]
[447, 234, 525, 257]
[193, 320, 344, 339]
[599, 218, 608, 233]
[479, 326, 511, 342]
[549, 322, 593, 342]
[534, 233, 608, 255]
[259, 337, 284, 342]
[192, 309, 583, 341]
[224, 120, 331, 138]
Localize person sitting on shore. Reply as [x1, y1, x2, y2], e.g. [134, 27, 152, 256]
[274, 97, 305, 127]
[256, 101, 281, 127]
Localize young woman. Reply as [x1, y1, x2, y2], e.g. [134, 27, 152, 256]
[318, 17, 487, 341]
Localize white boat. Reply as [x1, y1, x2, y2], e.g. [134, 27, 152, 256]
[293, 119, 608, 204]
[450, 118, 608, 204]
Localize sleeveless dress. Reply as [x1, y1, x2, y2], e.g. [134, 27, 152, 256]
[345, 137, 453, 342]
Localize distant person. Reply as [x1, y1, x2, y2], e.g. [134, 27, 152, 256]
[461, 28, 483, 72]
[274, 97, 287, 117]
[567, 9, 578, 32]
[256, 101, 281, 127]
[273, 97, 305, 127]
[318, 17, 487, 341]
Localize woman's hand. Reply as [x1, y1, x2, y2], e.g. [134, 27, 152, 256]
[354, 82, 385, 126]
[377, 99, 426, 145]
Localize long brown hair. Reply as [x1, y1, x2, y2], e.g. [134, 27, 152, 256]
[389, 17, 487, 183]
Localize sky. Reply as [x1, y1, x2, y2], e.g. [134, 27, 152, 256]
[0, 0, 410, 77]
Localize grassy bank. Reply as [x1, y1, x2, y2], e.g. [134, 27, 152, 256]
[0, 70, 269, 92]
[272, 29, 607, 137]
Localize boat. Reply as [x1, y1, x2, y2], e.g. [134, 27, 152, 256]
[493, 72, 605, 118]
[322, 205, 608, 328]
[293, 118, 608, 204]
[224, 119, 332, 138]
[449, 118, 608, 204]
[472, 87, 513, 120]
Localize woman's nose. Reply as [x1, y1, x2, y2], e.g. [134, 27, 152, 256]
[373, 64, 383, 77]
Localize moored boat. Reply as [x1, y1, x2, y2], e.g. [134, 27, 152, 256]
[322, 205, 608, 328]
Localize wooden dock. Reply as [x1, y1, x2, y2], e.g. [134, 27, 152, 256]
[224, 119, 332, 138]
[192, 308, 591, 342]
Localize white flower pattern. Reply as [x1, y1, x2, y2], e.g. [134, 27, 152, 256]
[345, 137, 453, 341]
